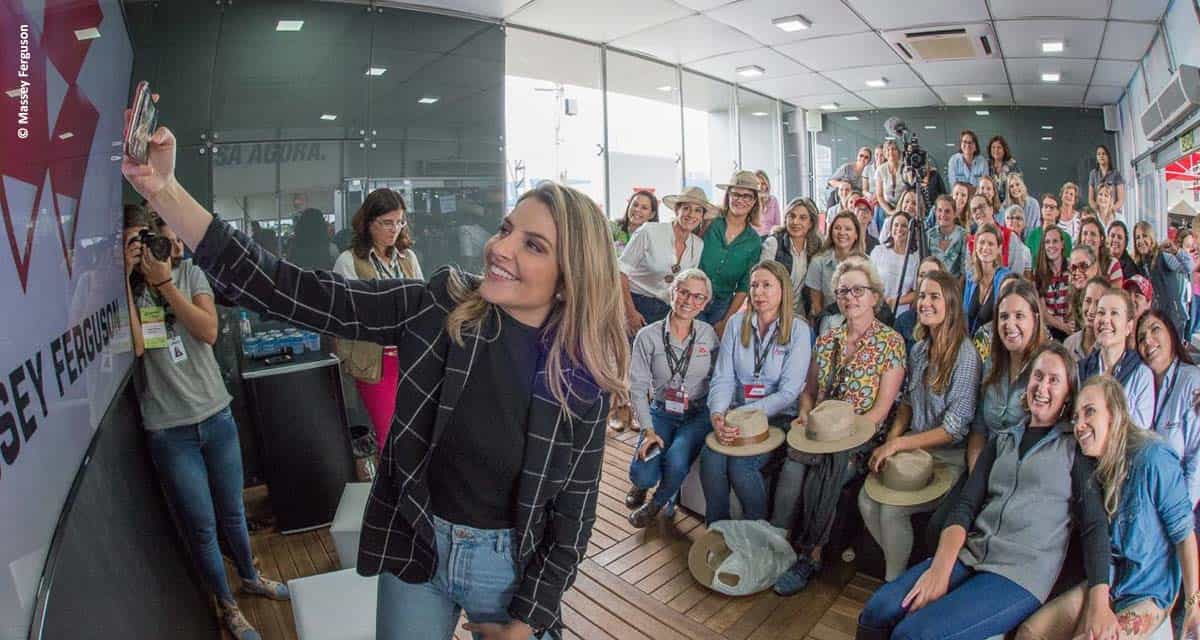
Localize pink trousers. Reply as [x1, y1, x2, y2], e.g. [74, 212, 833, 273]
[354, 350, 400, 451]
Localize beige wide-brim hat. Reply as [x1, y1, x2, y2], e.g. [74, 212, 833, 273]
[688, 529, 734, 591]
[787, 400, 877, 455]
[662, 186, 720, 218]
[864, 449, 957, 507]
[705, 407, 785, 457]
[716, 170, 766, 193]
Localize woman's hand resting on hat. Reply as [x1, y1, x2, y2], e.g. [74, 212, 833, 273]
[868, 438, 904, 473]
[711, 413, 738, 446]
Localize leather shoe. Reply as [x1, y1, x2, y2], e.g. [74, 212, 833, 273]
[625, 487, 648, 509]
[628, 502, 662, 528]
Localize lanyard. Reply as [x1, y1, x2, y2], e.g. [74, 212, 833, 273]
[370, 251, 401, 279]
[662, 321, 696, 385]
[1151, 364, 1182, 432]
[752, 323, 778, 379]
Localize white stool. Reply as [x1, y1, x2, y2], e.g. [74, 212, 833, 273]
[330, 482, 371, 569]
[678, 460, 745, 519]
[289, 568, 377, 640]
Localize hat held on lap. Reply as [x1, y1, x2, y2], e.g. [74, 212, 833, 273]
[864, 449, 955, 506]
[787, 400, 876, 455]
[704, 407, 785, 457]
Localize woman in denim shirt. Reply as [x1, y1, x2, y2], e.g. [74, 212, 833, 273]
[1018, 376, 1200, 640]
[1137, 310, 1200, 516]
[859, 271, 980, 580]
[926, 195, 965, 278]
[701, 261, 811, 523]
[947, 130, 987, 187]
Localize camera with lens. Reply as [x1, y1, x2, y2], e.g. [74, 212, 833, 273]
[902, 137, 928, 174]
[136, 228, 174, 262]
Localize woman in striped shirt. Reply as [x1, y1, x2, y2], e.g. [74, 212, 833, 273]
[1035, 226, 1073, 340]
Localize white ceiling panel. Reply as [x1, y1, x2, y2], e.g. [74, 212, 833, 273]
[1085, 85, 1126, 105]
[507, 0, 692, 43]
[1110, 0, 1170, 22]
[990, 0, 1108, 20]
[1011, 83, 1088, 105]
[1099, 21, 1158, 60]
[823, 63, 925, 90]
[1091, 60, 1140, 86]
[687, 47, 811, 82]
[704, 0, 869, 46]
[775, 32, 900, 72]
[610, 15, 760, 63]
[912, 59, 1007, 85]
[390, 0, 527, 18]
[786, 92, 872, 111]
[742, 72, 843, 98]
[844, 0, 990, 30]
[1004, 58, 1096, 85]
[673, 0, 736, 11]
[858, 86, 941, 108]
[993, 19, 1105, 59]
[931, 84, 1014, 105]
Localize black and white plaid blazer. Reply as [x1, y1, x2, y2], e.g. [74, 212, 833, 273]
[193, 220, 609, 635]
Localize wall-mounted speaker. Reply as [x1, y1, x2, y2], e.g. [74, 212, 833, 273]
[1102, 104, 1119, 132]
[806, 111, 823, 133]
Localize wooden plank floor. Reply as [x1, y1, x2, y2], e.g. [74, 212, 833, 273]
[222, 429, 881, 639]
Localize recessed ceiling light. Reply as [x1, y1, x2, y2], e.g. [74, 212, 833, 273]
[1040, 167, 1048, 171]
[1041, 41, 1064, 53]
[736, 65, 765, 78]
[74, 27, 100, 40]
[820, 103, 839, 110]
[976, 110, 990, 115]
[772, 15, 811, 32]
[965, 94, 984, 102]
[1041, 125, 1054, 130]
[1041, 72, 1061, 83]
[1040, 156, 1049, 160]
[924, 125, 937, 130]
[1041, 136, 1053, 141]
[945, 143, 955, 147]
[320, 114, 338, 121]
[751, 111, 769, 117]
[865, 78, 888, 88]
[365, 66, 388, 76]
[275, 20, 304, 31]
[418, 97, 439, 104]
[656, 85, 673, 92]
[845, 116, 860, 121]
[58, 131, 74, 140]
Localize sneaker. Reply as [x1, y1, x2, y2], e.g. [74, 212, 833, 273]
[625, 487, 648, 510]
[773, 557, 821, 597]
[627, 502, 662, 528]
[220, 602, 262, 640]
[240, 575, 290, 601]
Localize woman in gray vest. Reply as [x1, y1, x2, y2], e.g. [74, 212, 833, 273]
[333, 188, 423, 449]
[857, 342, 1115, 640]
[760, 197, 821, 320]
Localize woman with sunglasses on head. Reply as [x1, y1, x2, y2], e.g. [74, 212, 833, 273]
[619, 187, 710, 337]
[333, 189, 424, 450]
[124, 122, 630, 640]
[948, 130, 987, 187]
[698, 172, 767, 338]
[859, 271, 980, 581]
[986, 137, 1019, 203]
[963, 223, 1011, 335]
[1034, 226, 1073, 341]
[1088, 145, 1126, 213]
[611, 190, 659, 254]
[625, 269, 719, 528]
[1137, 310, 1200, 515]
[1017, 375, 1199, 640]
[762, 198, 822, 319]
[1079, 216, 1124, 287]
[827, 147, 873, 209]
[1079, 288, 1155, 430]
[1132, 221, 1195, 343]
[804, 211, 867, 322]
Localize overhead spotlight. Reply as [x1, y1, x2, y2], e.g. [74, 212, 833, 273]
[751, 111, 769, 117]
[1041, 125, 1054, 130]
[1041, 41, 1064, 53]
[1041, 136, 1053, 141]
[737, 65, 765, 78]
[820, 103, 839, 110]
[965, 94, 984, 102]
[772, 15, 811, 32]
[275, 20, 304, 31]
[320, 114, 338, 121]
[845, 116, 860, 121]
[365, 67, 388, 76]
[976, 110, 990, 115]
[1041, 72, 1061, 83]
[418, 97, 439, 104]
[865, 78, 888, 88]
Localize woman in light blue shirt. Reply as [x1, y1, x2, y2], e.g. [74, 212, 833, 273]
[1137, 310, 1200, 515]
[700, 260, 812, 524]
[947, 130, 987, 187]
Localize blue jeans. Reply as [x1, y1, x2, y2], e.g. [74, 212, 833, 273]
[699, 445, 770, 524]
[147, 405, 257, 604]
[858, 558, 1041, 640]
[377, 516, 549, 640]
[697, 294, 733, 327]
[630, 292, 671, 326]
[629, 405, 710, 509]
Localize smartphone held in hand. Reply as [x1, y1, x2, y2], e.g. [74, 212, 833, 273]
[124, 81, 157, 165]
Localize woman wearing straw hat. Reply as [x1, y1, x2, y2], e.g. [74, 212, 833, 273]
[760, 197, 822, 319]
[618, 186, 712, 336]
[771, 257, 905, 596]
[858, 271, 981, 581]
[1017, 376, 1200, 640]
[700, 261, 811, 524]
[624, 268, 719, 528]
[697, 171, 767, 337]
[857, 343, 1113, 640]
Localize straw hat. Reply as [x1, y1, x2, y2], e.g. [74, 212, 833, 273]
[662, 186, 720, 218]
[787, 400, 876, 455]
[688, 529, 735, 591]
[863, 449, 956, 507]
[716, 170, 766, 193]
[704, 407, 785, 457]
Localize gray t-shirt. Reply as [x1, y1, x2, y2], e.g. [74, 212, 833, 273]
[134, 260, 233, 430]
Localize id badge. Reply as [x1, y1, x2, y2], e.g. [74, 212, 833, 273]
[663, 387, 688, 414]
[167, 335, 188, 363]
[140, 306, 168, 349]
[743, 383, 767, 399]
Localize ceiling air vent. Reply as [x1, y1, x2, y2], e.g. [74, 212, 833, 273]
[882, 24, 996, 62]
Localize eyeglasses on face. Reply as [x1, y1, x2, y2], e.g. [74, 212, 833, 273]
[834, 285, 871, 299]
[1069, 262, 1093, 272]
[375, 218, 407, 230]
[729, 191, 757, 202]
[674, 290, 709, 303]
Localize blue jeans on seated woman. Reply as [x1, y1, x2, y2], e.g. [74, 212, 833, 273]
[630, 292, 671, 327]
[146, 405, 258, 604]
[377, 516, 549, 640]
[858, 557, 1041, 640]
[629, 404, 710, 511]
[699, 446, 770, 524]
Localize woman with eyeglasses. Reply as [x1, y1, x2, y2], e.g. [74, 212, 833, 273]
[927, 196, 966, 278]
[1088, 145, 1126, 213]
[1078, 288, 1155, 430]
[625, 269, 719, 528]
[762, 198, 822, 319]
[619, 187, 710, 336]
[964, 223, 1011, 335]
[611, 190, 659, 254]
[1137, 310, 1200, 515]
[1078, 217, 1124, 287]
[1003, 206, 1034, 278]
[698, 172, 766, 337]
[1060, 182, 1082, 242]
[334, 189, 424, 450]
[1005, 173, 1041, 231]
[805, 211, 867, 321]
[1026, 193, 1071, 259]
[1132, 221, 1195, 342]
[1034, 226, 1073, 340]
[986, 136, 1019, 202]
[871, 211, 919, 316]
[947, 130, 987, 187]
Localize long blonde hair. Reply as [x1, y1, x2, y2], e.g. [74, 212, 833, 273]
[447, 182, 630, 411]
[740, 260, 795, 348]
[1080, 376, 1154, 519]
[913, 271, 967, 394]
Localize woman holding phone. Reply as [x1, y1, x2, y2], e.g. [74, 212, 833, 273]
[122, 117, 629, 640]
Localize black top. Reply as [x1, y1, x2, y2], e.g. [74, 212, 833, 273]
[428, 310, 541, 529]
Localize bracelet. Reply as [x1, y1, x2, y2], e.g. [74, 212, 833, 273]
[1186, 591, 1200, 610]
[151, 277, 172, 288]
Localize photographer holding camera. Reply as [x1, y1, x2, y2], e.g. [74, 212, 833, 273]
[123, 204, 288, 640]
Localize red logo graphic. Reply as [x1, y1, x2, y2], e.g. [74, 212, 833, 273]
[0, 0, 102, 291]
